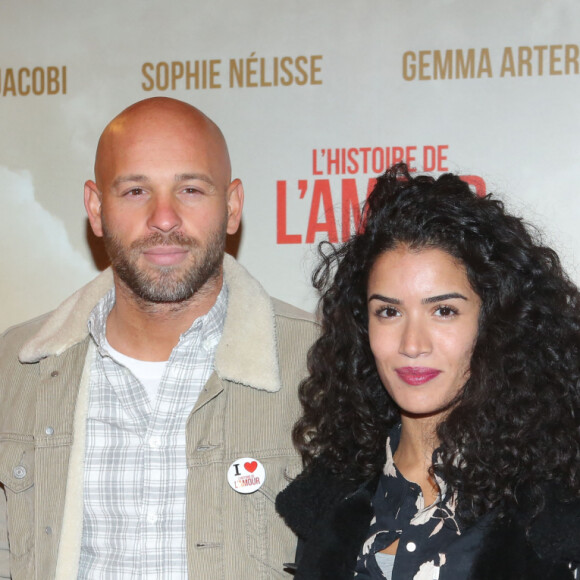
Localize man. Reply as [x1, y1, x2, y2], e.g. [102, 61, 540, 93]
[0, 97, 317, 579]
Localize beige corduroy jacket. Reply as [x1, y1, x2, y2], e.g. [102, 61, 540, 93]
[0, 255, 318, 580]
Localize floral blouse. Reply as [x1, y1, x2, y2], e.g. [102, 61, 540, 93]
[354, 425, 492, 580]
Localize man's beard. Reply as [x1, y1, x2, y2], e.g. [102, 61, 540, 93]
[102, 221, 227, 304]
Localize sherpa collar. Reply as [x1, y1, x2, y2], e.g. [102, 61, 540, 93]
[18, 254, 281, 392]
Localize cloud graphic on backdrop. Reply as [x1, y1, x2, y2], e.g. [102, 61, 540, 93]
[0, 166, 96, 332]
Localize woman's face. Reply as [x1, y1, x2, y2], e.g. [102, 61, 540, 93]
[367, 245, 481, 419]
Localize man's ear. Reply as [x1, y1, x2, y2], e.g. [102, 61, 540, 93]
[226, 179, 244, 235]
[84, 180, 104, 238]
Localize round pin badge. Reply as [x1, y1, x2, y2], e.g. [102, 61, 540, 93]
[227, 457, 266, 494]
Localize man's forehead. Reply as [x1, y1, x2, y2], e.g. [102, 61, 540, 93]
[95, 111, 231, 187]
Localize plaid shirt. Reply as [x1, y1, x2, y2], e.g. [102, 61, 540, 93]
[78, 285, 228, 579]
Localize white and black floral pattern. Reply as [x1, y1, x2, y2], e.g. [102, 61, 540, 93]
[354, 425, 493, 580]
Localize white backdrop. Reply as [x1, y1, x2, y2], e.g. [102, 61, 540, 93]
[1, 0, 579, 331]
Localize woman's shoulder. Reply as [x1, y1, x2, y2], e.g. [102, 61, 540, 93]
[526, 487, 580, 564]
[470, 487, 580, 579]
[276, 462, 379, 579]
[276, 460, 377, 540]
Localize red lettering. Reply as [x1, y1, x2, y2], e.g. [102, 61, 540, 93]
[423, 146, 436, 171]
[276, 181, 302, 244]
[437, 145, 449, 171]
[341, 180, 361, 241]
[306, 180, 338, 243]
[312, 150, 323, 175]
[460, 175, 487, 197]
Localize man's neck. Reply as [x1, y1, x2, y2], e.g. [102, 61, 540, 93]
[105, 272, 224, 362]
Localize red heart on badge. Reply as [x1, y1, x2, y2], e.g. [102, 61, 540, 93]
[244, 461, 258, 473]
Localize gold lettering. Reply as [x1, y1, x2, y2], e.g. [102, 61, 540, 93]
[311, 55, 323, 85]
[565, 44, 579, 74]
[477, 49, 492, 78]
[209, 59, 221, 88]
[156, 62, 169, 91]
[246, 53, 258, 87]
[418, 50, 430, 80]
[280, 57, 293, 86]
[47, 66, 59, 95]
[533, 45, 547, 75]
[294, 55, 308, 85]
[518, 46, 532, 76]
[32, 67, 44, 95]
[456, 49, 475, 78]
[142, 63, 154, 91]
[18, 67, 30, 96]
[402, 51, 416, 81]
[433, 50, 452, 79]
[171, 61, 184, 90]
[500, 47, 516, 77]
[260, 58, 271, 87]
[229, 59, 243, 88]
[550, 44, 563, 75]
[3, 68, 16, 96]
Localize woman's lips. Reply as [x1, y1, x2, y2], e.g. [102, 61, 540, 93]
[395, 367, 442, 385]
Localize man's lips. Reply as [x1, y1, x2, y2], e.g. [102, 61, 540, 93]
[142, 246, 189, 266]
[395, 367, 442, 386]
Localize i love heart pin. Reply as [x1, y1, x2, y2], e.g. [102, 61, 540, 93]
[227, 457, 266, 494]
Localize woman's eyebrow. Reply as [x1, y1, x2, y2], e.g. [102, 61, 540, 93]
[368, 294, 400, 305]
[422, 293, 468, 304]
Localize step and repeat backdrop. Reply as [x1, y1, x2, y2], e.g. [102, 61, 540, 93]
[1, 0, 579, 331]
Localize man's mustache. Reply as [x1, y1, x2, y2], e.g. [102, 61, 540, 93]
[130, 232, 198, 251]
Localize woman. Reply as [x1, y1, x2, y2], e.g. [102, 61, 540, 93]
[276, 163, 580, 579]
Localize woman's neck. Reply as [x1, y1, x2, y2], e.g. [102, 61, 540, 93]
[393, 415, 440, 505]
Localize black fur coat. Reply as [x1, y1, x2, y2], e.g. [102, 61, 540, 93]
[276, 464, 580, 580]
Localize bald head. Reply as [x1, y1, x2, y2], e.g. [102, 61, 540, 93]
[84, 97, 244, 312]
[94, 97, 232, 191]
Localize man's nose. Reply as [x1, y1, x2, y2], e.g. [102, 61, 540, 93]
[147, 194, 182, 233]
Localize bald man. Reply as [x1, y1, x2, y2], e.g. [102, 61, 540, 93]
[0, 98, 318, 579]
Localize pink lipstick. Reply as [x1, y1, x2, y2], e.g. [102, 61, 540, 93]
[395, 367, 441, 386]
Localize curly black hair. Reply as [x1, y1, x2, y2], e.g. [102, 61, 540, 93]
[293, 163, 580, 522]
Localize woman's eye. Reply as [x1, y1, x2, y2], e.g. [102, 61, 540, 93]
[434, 305, 457, 318]
[377, 306, 400, 318]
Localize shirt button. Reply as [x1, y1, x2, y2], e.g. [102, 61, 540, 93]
[147, 512, 158, 524]
[149, 436, 161, 449]
[406, 541, 417, 552]
[45, 526, 52, 535]
[50, 370, 59, 378]
[13, 466, 26, 479]
[45, 427, 54, 436]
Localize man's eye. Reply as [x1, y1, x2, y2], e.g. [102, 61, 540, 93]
[126, 188, 145, 197]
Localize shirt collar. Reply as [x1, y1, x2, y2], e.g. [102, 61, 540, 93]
[88, 283, 229, 360]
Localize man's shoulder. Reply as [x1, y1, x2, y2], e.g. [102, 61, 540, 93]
[271, 297, 318, 326]
[0, 312, 52, 353]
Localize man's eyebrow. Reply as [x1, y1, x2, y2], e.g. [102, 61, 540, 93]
[111, 174, 150, 187]
[368, 294, 401, 305]
[422, 293, 468, 304]
[175, 173, 214, 185]
[111, 173, 215, 188]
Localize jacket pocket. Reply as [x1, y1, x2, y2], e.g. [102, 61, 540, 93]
[243, 457, 303, 578]
[0, 438, 35, 559]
